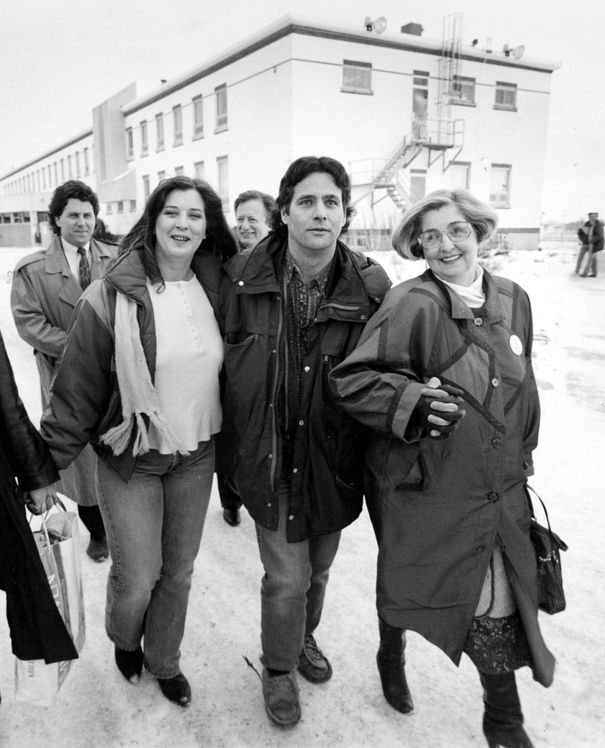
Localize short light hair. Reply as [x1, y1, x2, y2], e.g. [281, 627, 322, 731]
[392, 188, 498, 260]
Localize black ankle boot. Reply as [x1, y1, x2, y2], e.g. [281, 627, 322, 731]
[115, 646, 144, 684]
[157, 673, 191, 707]
[479, 672, 534, 748]
[376, 617, 414, 714]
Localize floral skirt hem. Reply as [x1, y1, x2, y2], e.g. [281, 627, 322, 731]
[463, 610, 531, 673]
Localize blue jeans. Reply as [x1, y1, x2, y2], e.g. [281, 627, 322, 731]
[96, 440, 214, 678]
[255, 480, 341, 672]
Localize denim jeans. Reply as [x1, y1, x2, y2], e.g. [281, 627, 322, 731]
[96, 440, 214, 678]
[255, 480, 341, 672]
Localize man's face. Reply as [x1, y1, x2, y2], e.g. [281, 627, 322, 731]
[281, 172, 346, 256]
[235, 199, 270, 250]
[588, 213, 598, 224]
[55, 198, 96, 246]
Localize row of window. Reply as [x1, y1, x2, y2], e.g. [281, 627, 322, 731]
[140, 156, 229, 204]
[0, 211, 31, 224]
[126, 85, 227, 160]
[448, 161, 512, 207]
[105, 200, 137, 215]
[452, 76, 517, 110]
[2, 148, 91, 197]
[342, 60, 517, 110]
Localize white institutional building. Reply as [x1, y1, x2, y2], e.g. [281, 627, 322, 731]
[0, 14, 558, 249]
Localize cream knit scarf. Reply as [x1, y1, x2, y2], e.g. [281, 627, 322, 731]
[100, 291, 189, 457]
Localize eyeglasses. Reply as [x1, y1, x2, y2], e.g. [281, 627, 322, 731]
[417, 221, 473, 250]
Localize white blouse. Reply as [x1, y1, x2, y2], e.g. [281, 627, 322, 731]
[146, 276, 223, 453]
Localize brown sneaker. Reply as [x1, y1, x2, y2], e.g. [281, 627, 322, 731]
[262, 668, 301, 727]
[297, 634, 333, 683]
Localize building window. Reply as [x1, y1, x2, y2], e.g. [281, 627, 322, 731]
[489, 164, 511, 208]
[194, 161, 205, 180]
[192, 95, 204, 139]
[84, 147, 90, 175]
[117, 201, 124, 214]
[107, 203, 113, 215]
[217, 156, 229, 207]
[451, 75, 476, 105]
[126, 128, 134, 160]
[158, 170, 166, 184]
[449, 161, 471, 190]
[173, 105, 183, 145]
[140, 120, 148, 156]
[60, 158, 65, 181]
[47, 165, 52, 187]
[494, 82, 517, 111]
[67, 155, 73, 178]
[156, 113, 165, 151]
[215, 84, 228, 132]
[142, 174, 150, 198]
[175, 166, 185, 176]
[75, 151, 81, 178]
[341, 60, 373, 94]
[130, 200, 136, 212]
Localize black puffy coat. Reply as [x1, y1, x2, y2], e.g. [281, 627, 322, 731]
[220, 235, 391, 541]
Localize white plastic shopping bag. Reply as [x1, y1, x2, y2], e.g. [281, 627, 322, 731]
[15, 506, 86, 706]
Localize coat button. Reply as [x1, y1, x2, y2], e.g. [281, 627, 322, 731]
[292, 467, 298, 474]
[491, 437, 503, 448]
[238, 280, 244, 286]
[304, 366, 310, 373]
[288, 514, 294, 520]
[474, 317, 484, 326]
[298, 419, 305, 426]
[491, 377, 500, 387]
[487, 491, 500, 502]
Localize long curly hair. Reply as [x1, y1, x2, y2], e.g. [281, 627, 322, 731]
[119, 176, 237, 284]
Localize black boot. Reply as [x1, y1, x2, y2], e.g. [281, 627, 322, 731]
[376, 617, 414, 714]
[479, 672, 534, 748]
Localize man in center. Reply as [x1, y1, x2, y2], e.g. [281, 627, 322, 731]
[221, 156, 390, 727]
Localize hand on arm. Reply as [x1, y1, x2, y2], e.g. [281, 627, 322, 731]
[409, 377, 466, 440]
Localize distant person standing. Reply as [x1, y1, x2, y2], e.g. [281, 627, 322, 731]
[575, 223, 590, 275]
[11, 180, 116, 561]
[579, 211, 603, 277]
[217, 190, 277, 527]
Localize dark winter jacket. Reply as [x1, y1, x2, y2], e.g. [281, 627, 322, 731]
[584, 219, 604, 252]
[0, 329, 77, 663]
[331, 269, 555, 686]
[41, 249, 224, 481]
[220, 234, 391, 541]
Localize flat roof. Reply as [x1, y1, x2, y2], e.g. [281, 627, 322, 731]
[122, 14, 560, 115]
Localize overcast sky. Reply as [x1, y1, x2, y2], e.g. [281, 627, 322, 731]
[1, 0, 603, 220]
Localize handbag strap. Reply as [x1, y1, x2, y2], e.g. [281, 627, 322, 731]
[525, 484, 552, 533]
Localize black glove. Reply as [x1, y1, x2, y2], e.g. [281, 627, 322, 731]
[408, 383, 466, 440]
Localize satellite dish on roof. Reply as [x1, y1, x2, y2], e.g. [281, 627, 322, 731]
[512, 45, 525, 60]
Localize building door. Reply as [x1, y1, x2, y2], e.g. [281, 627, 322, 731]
[410, 170, 426, 203]
[412, 70, 429, 140]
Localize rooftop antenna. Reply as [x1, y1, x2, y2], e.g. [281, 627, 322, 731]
[364, 16, 388, 33]
[511, 45, 525, 60]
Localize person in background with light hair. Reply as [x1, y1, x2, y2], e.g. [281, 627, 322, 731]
[331, 188, 555, 748]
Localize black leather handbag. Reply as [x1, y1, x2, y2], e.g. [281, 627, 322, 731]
[526, 485, 568, 615]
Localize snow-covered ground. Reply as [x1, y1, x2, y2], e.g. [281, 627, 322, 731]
[0, 244, 603, 747]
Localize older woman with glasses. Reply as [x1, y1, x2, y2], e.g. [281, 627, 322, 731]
[331, 189, 554, 747]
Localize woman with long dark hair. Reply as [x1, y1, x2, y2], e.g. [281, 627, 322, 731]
[42, 176, 237, 707]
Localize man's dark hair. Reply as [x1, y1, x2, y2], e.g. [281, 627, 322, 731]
[119, 176, 237, 286]
[270, 156, 354, 238]
[234, 190, 276, 221]
[48, 180, 100, 235]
